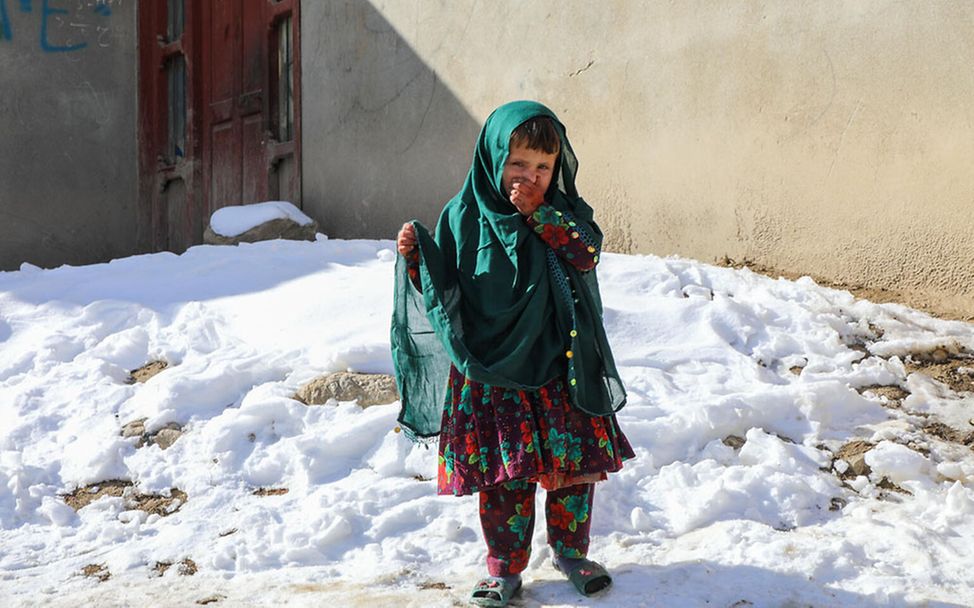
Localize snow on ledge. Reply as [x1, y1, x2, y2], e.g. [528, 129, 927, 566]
[210, 201, 314, 237]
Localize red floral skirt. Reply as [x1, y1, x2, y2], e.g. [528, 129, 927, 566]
[437, 365, 635, 496]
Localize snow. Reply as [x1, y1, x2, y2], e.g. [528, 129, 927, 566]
[1, 236, 974, 607]
[209, 201, 314, 237]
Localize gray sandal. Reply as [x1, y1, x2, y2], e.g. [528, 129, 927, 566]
[470, 575, 522, 607]
[552, 556, 612, 596]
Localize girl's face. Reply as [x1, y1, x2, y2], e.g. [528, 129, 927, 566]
[501, 144, 558, 199]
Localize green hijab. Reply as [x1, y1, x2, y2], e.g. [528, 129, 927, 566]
[391, 100, 626, 440]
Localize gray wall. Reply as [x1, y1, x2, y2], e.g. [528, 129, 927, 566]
[300, 0, 480, 241]
[304, 0, 974, 318]
[0, 0, 137, 271]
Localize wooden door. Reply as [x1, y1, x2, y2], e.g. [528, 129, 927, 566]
[139, 0, 301, 254]
[138, 0, 202, 254]
[202, 0, 301, 216]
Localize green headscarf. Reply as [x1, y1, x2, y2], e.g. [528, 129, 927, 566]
[391, 100, 626, 440]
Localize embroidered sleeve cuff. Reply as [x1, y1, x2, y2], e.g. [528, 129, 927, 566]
[526, 205, 600, 271]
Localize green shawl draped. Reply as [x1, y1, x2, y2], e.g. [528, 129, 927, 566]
[391, 100, 626, 440]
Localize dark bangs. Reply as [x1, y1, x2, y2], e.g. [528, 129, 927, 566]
[510, 117, 561, 155]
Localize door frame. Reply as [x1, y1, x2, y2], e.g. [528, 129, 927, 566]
[266, 0, 302, 207]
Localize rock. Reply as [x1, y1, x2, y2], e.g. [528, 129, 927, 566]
[204, 217, 317, 246]
[124, 420, 183, 450]
[835, 440, 875, 478]
[844, 453, 871, 477]
[722, 435, 746, 450]
[121, 418, 147, 439]
[295, 372, 399, 408]
[152, 426, 184, 450]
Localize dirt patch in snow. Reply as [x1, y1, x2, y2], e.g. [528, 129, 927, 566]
[196, 594, 226, 605]
[253, 487, 289, 496]
[62, 480, 131, 510]
[62, 480, 187, 516]
[905, 356, 974, 394]
[922, 421, 974, 447]
[81, 563, 111, 582]
[153, 558, 198, 577]
[876, 477, 912, 496]
[858, 385, 910, 409]
[128, 360, 169, 384]
[135, 488, 189, 517]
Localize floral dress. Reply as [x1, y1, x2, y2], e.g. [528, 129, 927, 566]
[407, 205, 635, 497]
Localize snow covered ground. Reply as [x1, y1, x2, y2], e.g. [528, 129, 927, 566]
[1, 234, 973, 607]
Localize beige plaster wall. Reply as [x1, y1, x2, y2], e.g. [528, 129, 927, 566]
[365, 0, 974, 315]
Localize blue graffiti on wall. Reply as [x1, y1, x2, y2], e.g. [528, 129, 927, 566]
[0, 0, 114, 51]
[0, 3, 10, 42]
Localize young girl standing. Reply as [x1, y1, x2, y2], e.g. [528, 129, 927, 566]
[392, 100, 633, 607]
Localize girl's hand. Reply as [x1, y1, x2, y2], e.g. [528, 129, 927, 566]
[397, 222, 417, 256]
[509, 180, 545, 216]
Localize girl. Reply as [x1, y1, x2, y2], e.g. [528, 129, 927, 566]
[392, 100, 633, 607]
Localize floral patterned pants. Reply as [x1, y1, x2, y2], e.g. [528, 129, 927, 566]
[479, 479, 594, 576]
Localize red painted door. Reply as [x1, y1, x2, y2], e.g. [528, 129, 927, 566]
[202, 0, 301, 216]
[138, 0, 202, 253]
[139, 0, 301, 253]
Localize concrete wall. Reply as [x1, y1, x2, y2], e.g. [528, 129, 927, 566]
[304, 0, 974, 315]
[300, 0, 480, 242]
[0, 0, 137, 271]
